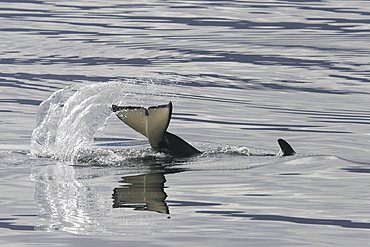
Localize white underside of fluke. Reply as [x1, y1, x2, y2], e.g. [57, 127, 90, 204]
[114, 102, 172, 148]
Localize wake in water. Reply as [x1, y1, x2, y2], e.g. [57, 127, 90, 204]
[30, 80, 295, 168]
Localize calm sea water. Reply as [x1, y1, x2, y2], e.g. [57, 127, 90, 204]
[1, 0, 370, 246]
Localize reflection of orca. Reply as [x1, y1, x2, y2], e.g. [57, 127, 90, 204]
[113, 173, 169, 214]
[112, 102, 295, 157]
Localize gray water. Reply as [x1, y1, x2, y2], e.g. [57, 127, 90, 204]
[1, 0, 370, 246]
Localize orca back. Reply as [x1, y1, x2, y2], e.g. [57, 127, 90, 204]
[163, 132, 201, 157]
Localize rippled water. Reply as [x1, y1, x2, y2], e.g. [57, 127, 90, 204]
[1, 1, 370, 246]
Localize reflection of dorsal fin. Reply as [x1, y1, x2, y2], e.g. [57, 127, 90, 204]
[112, 102, 172, 148]
[277, 139, 296, 156]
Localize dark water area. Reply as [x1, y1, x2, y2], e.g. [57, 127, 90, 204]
[1, 1, 370, 246]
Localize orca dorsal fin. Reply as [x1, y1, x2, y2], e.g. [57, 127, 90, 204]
[112, 102, 172, 148]
[277, 139, 296, 156]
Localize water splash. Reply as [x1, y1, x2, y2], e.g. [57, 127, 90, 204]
[30, 79, 177, 162]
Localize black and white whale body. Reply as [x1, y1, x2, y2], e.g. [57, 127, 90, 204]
[111, 102, 295, 157]
[112, 102, 201, 157]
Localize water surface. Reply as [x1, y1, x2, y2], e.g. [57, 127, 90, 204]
[1, 0, 370, 246]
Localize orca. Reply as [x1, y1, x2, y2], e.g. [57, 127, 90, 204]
[111, 102, 295, 157]
[112, 102, 201, 157]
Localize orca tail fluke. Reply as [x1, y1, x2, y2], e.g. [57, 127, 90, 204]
[112, 102, 200, 157]
[277, 139, 296, 156]
[112, 102, 172, 149]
